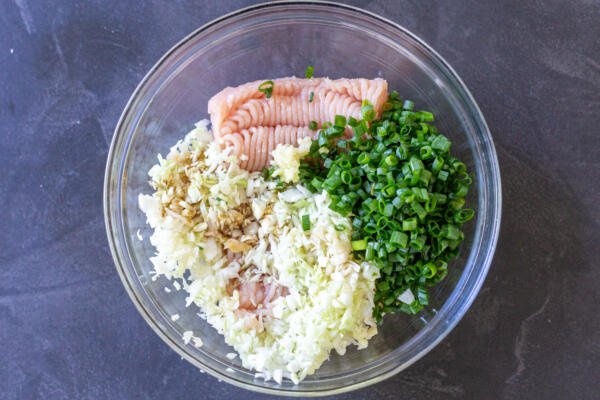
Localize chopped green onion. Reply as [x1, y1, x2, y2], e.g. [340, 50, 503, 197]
[298, 94, 474, 320]
[364, 223, 377, 234]
[411, 202, 427, 220]
[402, 218, 418, 231]
[357, 153, 370, 164]
[431, 135, 451, 152]
[365, 244, 376, 260]
[419, 111, 434, 122]
[352, 239, 368, 251]
[340, 170, 352, 185]
[455, 208, 475, 223]
[301, 214, 311, 231]
[410, 235, 426, 250]
[361, 103, 375, 121]
[384, 154, 398, 166]
[383, 203, 394, 217]
[309, 120, 318, 130]
[390, 231, 408, 247]
[258, 80, 274, 98]
[409, 157, 424, 172]
[309, 91, 314, 103]
[305, 65, 314, 78]
[420, 146, 433, 159]
[442, 224, 460, 240]
[318, 134, 328, 147]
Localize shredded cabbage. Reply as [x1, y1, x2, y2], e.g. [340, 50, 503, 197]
[270, 136, 312, 183]
[139, 121, 378, 384]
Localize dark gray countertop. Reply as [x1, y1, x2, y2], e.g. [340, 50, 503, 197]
[1, 1, 599, 399]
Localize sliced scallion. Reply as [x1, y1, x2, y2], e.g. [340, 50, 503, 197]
[258, 80, 274, 98]
[301, 214, 311, 231]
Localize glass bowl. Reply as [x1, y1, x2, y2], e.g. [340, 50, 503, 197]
[104, 1, 501, 396]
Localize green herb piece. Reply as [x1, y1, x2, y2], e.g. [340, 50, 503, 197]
[361, 101, 375, 121]
[334, 115, 347, 127]
[351, 239, 368, 251]
[258, 80, 274, 98]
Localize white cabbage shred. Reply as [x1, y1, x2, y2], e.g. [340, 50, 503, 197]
[139, 121, 378, 384]
[270, 136, 312, 183]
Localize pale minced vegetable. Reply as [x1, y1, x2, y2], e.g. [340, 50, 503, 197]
[269, 136, 312, 184]
[182, 330, 203, 348]
[139, 121, 378, 384]
[182, 330, 194, 344]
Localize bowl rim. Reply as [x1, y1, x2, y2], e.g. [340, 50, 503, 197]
[104, 0, 502, 396]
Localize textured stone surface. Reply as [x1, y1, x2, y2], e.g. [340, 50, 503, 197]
[1, 1, 599, 399]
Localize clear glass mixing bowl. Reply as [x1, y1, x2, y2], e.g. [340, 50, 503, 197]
[104, 1, 501, 396]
